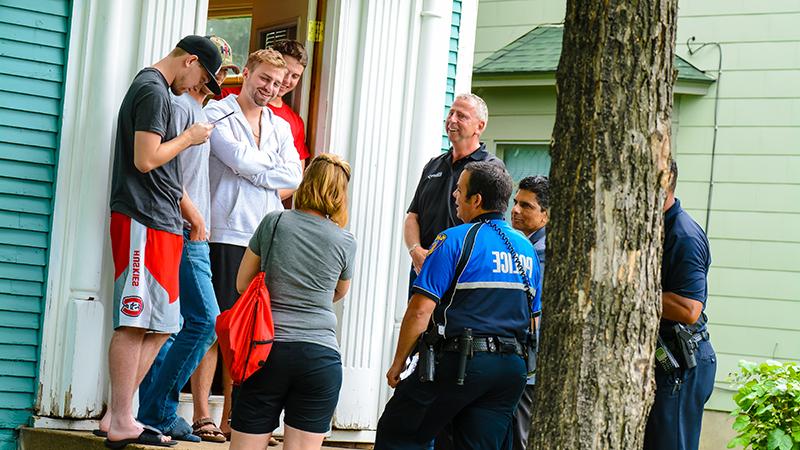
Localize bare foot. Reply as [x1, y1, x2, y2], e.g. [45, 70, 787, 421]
[219, 417, 231, 437]
[98, 411, 111, 433]
[107, 414, 170, 444]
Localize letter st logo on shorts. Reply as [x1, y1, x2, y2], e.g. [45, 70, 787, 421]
[121, 296, 144, 317]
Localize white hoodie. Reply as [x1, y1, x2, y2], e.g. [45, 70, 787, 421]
[205, 94, 302, 247]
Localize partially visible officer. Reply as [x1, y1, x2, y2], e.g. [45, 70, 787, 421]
[404, 93, 504, 292]
[508, 175, 549, 450]
[644, 160, 716, 450]
[376, 162, 542, 450]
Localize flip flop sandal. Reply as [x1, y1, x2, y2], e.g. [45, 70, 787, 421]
[104, 427, 177, 449]
[92, 429, 107, 438]
[192, 417, 227, 443]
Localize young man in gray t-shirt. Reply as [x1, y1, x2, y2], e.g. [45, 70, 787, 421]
[102, 35, 221, 447]
[135, 84, 219, 443]
[137, 36, 242, 443]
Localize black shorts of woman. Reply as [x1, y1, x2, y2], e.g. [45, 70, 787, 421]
[230, 154, 357, 450]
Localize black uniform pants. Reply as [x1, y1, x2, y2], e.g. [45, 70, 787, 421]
[375, 351, 526, 450]
[644, 339, 716, 450]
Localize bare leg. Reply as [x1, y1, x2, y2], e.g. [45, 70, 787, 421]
[229, 429, 271, 450]
[106, 328, 169, 443]
[138, 333, 171, 386]
[98, 332, 169, 434]
[282, 423, 326, 450]
[191, 343, 218, 428]
[219, 360, 233, 436]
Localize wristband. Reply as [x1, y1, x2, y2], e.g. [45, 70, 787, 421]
[408, 243, 420, 254]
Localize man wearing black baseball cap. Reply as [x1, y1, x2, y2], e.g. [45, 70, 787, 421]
[98, 35, 220, 448]
[176, 35, 223, 95]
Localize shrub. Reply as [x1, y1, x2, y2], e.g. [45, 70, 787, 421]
[727, 360, 800, 450]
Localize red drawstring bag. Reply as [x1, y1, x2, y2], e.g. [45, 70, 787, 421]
[215, 272, 275, 385]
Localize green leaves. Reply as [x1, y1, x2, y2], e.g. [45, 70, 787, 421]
[767, 429, 792, 450]
[728, 360, 800, 449]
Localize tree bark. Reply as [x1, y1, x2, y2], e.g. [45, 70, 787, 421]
[529, 1, 678, 449]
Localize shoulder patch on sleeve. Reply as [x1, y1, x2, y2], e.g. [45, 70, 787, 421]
[427, 233, 447, 255]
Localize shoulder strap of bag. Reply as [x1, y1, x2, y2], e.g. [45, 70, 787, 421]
[263, 211, 284, 267]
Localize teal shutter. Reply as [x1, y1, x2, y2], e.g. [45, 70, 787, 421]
[0, 1, 71, 447]
[441, 0, 462, 151]
[499, 143, 551, 184]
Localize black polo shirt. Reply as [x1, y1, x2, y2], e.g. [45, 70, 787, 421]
[660, 198, 711, 334]
[407, 143, 504, 249]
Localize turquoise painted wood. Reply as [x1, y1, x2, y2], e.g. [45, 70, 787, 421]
[499, 143, 550, 183]
[441, 0, 463, 151]
[0, 1, 70, 447]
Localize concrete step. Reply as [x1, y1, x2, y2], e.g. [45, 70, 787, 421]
[19, 428, 373, 450]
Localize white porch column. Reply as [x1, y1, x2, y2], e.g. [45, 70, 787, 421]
[324, 0, 452, 432]
[37, 0, 207, 420]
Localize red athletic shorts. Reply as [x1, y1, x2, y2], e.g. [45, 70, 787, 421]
[110, 212, 182, 333]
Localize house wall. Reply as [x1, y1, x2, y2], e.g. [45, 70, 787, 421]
[441, 0, 464, 151]
[0, 1, 71, 447]
[476, 85, 556, 150]
[473, 0, 800, 417]
[474, 0, 565, 64]
[674, 0, 800, 411]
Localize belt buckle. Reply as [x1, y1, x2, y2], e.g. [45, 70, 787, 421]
[487, 337, 497, 353]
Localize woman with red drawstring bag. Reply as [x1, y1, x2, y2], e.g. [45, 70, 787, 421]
[215, 269, 276, 385]
[226, 154, 357, 450]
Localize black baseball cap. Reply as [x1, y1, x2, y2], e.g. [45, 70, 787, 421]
[176, 35, 222, 95]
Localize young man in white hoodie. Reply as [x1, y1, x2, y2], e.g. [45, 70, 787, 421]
[205, 48, 302, 437]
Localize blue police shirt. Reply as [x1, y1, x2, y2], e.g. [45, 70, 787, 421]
[412, 212, 542, 339]
[661, 198, 711, 334]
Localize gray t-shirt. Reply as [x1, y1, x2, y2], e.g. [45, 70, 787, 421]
[110, 68, 182, 233]
[173, 94, 210, 233]
[248, 210, 357, 352]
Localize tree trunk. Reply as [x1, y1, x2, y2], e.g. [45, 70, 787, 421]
[529, 1, 678, 449]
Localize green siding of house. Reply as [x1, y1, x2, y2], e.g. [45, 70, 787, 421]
[0, 0, 70, 446]
[477, 86, 557, 149]
[674, 1, 800, 411]
[474, 0, 800, 413]
[474, 0, 565, 64]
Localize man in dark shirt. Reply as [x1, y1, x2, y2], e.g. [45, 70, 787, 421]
[101, 35, 221, 447]
[509, 175, 549, 450]
[644, 161, 716, 450]
[404, 93, 504, 286]
[403, 93, 504, 450]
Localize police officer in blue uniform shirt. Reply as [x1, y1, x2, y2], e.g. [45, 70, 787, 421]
[644, 161, 716, 450]
[375, 162, 542, 450]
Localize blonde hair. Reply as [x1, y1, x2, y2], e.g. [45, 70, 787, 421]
[294, 154, 352, 228]
[245, 48, 286, 71]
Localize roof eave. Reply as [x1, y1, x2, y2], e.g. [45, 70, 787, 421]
[472, 72, 713, 96]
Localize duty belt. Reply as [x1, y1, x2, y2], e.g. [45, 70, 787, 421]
[442, 336, 524, 356]
[661, 329, 710, 344]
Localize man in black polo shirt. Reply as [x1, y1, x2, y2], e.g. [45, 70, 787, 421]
[404, 93, 504, 287]
[403, 93, 503, 450]
[644, 160, 716, 450]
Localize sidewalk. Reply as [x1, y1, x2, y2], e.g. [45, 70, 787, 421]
[19, 428, 374, 450]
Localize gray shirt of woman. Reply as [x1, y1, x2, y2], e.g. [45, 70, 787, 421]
[249, 209, 357, 352]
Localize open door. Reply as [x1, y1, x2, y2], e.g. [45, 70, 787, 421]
[249, 0, 323, 158]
